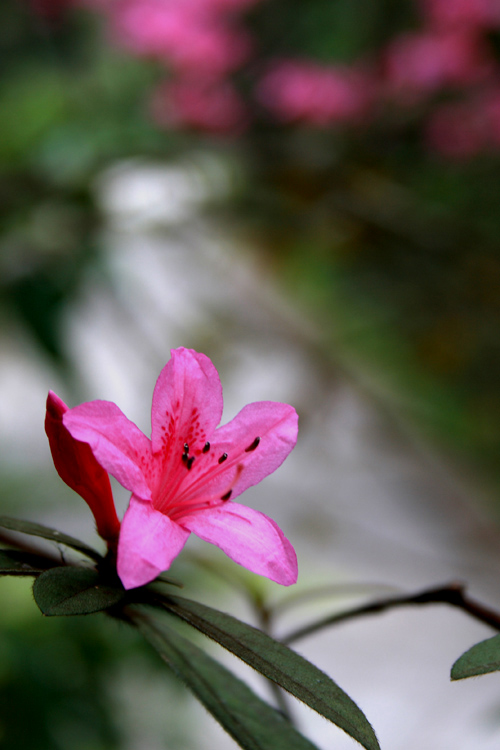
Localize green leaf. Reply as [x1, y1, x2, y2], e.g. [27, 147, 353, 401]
[33, 567, 125, 616]
[151, 572, 184, 589]
[131, 608, 321, 750]
[0, 548, 57, 575]
[159, 595, 379, 750]
[451, 634, 500, 680]
[0, 516, 102, 562]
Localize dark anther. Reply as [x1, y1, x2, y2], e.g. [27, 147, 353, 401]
[218, 452, 228, 464]
[181, 453, 188, 463]
[203, 442, 210, 453]
[183, 443, 189, 454]
[187, 456, 195, 470]
[245, 436, 261, 452]
[221, 490, 232, 501]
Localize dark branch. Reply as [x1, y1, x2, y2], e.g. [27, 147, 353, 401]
[282, 582, 500, 645]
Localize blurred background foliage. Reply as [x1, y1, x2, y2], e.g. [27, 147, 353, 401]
[1, 0, 500, 746]
[0, 576, 197, 750]
[1, 0, 499, 487]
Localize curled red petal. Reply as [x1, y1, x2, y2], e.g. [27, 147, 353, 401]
[45, 391, 120, 545]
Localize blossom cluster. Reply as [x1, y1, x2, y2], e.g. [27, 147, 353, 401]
[86, 0, 259, 133]
[28, 0, 500, 158]
[385, 0, 500, 158]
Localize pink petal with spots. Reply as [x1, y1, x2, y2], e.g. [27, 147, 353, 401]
[63, 401, 152, 500]
[117, 495, 190, 589]
[203, 401, 298, 501]
[158, 401, 298, 513]
[180, 502, 298, 585]
[151, 347, 223, 455]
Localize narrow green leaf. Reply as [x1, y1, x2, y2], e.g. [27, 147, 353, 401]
[0, 548, 57, 575]
[159, 595, 379, 750]
[33, 567, 125, 616]
[451, 634, 500, 680]
[131, 608, 321, 750]
[0, 516, 102, 562]
[151, 572, 184, 589]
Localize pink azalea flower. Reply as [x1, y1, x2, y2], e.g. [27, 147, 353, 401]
[45, 391, 121, 546]
[257, 60, 373, 126]
[419, 0, 500, 31]
[425, 87, 500, 159]
[106, 0, 253, 75]
[151, 77, 248, 133]
[425, 99, 486, 159]
[383, 30, 494, 98]
[63, 348, 298, 589]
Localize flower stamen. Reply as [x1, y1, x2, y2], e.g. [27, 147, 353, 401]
[245, 436, 261, 452]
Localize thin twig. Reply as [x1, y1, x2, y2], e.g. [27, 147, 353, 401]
[270, 582, 398, 618]
[282, 582, 500, 645]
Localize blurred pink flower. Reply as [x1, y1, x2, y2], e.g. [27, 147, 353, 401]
[384, 30, 494, 99]
[151, 76, 248, 132]
[27, 0, 73, 19]
[101, 0, 254, 76]
[257, 60, 373, 126]
[420, 0, 500, 30]
[425, 95, 490, 158]
[485, 89, 500, 145]
[63, 347, 298, 589]
[45, 391, 121, 547]
[426, 86, 500, 158]
[183, 0, 261, 9]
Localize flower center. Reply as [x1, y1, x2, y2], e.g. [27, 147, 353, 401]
[152, 434, 261, 521]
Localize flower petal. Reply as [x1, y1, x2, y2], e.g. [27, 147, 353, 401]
[206, 401, 298, 501]
[63, 401, 152, 500]
[117, 495, 190, 589]
[151, 347, 223, 455]
[45, 392, 121, 544]
[181, 502, 298, 585]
